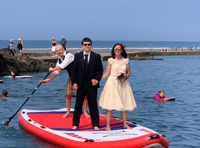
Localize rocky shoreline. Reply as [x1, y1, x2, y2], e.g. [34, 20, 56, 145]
[0, 48, 55, 76]
[1, 47, 200, 76]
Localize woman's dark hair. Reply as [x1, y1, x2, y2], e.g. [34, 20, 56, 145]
[81, 37, 92, 45]
[111, 43, 127, 59]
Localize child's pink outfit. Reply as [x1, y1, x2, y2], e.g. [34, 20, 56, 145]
[153, 94, 166, 101]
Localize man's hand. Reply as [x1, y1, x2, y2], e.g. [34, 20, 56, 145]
[73, 83, 78, 90]
[91, 79, 98, 86]
[40, 79, 50, 84]
[49, 67, 54, 72]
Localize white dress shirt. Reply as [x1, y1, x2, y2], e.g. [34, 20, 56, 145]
[83, 51, 91, 63]
[55, 51, 74, 74]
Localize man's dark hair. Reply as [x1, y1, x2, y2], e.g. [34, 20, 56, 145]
[1, 90, 8, 97]
[11, 68, 17, 73]
[81, 37, 92, 45]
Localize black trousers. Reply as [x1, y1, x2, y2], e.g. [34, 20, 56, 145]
[73, 82, 99, 127]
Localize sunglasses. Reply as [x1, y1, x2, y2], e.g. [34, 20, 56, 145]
[83, 44, 91, 46]
[114, 48, 122, 51]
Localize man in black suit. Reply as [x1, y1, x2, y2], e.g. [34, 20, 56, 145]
[71, 37, 103, 130]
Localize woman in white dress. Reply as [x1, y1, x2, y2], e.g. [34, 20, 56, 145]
[99, 43, 137, 131]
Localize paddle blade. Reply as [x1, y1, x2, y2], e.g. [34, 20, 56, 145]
[3, 118, 11, 126]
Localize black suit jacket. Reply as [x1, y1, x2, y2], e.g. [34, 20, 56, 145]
[71, 51, 103, 89]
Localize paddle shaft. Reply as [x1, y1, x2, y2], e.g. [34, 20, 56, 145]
[3, 72, 51, 125]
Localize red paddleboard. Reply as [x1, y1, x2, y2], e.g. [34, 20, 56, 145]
[18, 108, 169, 148]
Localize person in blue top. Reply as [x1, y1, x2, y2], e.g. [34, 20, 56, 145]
[60, 36, 67, 50]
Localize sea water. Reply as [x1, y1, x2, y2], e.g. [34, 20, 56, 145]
[0, 55, 200, 147]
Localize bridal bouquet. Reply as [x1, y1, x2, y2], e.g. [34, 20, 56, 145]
[114, 70, 125, 80]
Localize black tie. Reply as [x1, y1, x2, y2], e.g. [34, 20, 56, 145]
[84, 54, 88, 80]
[84, 54, 88, 68]
[59, 55, 65, 64]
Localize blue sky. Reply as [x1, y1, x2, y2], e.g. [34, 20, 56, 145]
[1, 0, 200, 41]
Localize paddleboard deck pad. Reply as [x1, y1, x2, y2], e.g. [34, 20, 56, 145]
[4, 75, 33, 78]
[18, 108, 169, 148]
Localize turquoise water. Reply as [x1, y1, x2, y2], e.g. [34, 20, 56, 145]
[1, 55, 200, 147]
[1, 40, 200, 49]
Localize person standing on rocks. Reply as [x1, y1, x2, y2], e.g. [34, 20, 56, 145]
[17, 38, 23, 56]
[8, 39, 15, 56]
[41, 44, 90, 118]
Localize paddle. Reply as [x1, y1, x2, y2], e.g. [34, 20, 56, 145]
[3, 72, 51, 126]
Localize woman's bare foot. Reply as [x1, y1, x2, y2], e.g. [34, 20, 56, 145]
[94, 126, 99, 130]
[106, 126, 111, 131]
[123, 124, 132, 129]
[84, 111, 90, 118]
[62, 112, 70, 118]
[72, 126, 78, 129]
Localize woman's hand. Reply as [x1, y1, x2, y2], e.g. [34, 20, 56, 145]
[120, 77, 126, 83]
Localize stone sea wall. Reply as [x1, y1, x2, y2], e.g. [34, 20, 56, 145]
[102, 51, 200, 61]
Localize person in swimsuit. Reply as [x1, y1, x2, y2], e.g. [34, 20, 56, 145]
[17, 38, 23, 56]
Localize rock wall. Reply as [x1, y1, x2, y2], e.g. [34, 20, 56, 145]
[0, 49, 55, 76]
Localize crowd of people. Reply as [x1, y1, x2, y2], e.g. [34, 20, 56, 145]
[7, 36, 67, 57]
